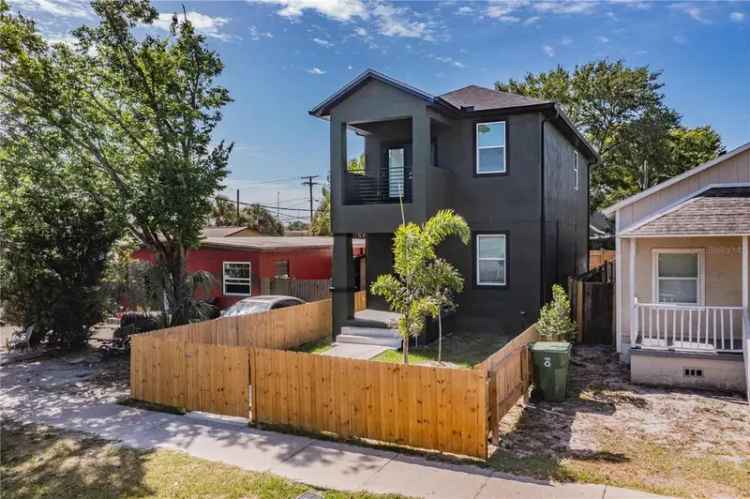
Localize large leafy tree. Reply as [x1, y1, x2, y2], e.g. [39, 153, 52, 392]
[496, 60, 722, 209]
[0, 0, 232, 326]
[371, 210, 469, 365]
[0, 137, 121, 349]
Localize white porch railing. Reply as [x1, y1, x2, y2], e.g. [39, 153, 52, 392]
[631, 301, 745, 353]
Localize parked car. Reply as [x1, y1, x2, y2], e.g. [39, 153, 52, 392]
[220, 295, 305, 318]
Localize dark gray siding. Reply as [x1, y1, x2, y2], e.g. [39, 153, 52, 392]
[542, 120, 590, 303]
[435, 112, 544, 333]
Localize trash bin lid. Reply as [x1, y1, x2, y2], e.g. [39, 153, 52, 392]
[530, 341, 571, 353]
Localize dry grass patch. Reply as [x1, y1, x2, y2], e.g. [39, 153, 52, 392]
[0, 419, 407, 499]
[489, 346, 750, 498]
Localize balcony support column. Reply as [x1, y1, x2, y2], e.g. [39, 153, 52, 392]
[331, 233, 355, 339]
[410, 110, 430, 222]
[330, 118, 346, 228]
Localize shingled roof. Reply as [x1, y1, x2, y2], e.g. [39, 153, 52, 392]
[624, 187, 750, 236]
[439, 85, 552, 111]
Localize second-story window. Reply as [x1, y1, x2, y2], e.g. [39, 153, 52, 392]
[573, 150, 580, 191]
[476, 121, 506, 174]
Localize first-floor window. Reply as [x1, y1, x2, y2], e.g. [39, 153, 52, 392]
[223, 262, 251, 296]
[477, 234, 507, 286]
[274, 260, 290, 278]
[653, 249, 704, 304]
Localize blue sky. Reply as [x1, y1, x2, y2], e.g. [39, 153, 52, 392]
[9, 0, 750, 221]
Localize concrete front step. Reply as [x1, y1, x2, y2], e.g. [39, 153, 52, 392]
[354, 309, 401, 327]
[337, 333, 402, 348]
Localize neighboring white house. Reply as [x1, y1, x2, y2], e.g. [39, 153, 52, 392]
[603, 142, 750, 399]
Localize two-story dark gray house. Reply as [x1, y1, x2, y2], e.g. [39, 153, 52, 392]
[310, 70, 598, 346]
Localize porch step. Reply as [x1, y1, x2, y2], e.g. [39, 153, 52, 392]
[338, 327, 402, 348]
[354, 309, 400, 327]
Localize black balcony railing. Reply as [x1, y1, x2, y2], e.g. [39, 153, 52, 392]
[343, 165, 412, 205]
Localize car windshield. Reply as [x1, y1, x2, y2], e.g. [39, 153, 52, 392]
[222, 301, 271, 317]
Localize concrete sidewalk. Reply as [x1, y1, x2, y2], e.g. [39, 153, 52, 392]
[1, 380, 667, 498]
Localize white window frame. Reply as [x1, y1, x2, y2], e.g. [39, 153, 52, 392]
[476, 234, 507, 286]
[573, 150, 580, 191]
[651, 249, 705, 305]
[223, 261, 252, 296]
[475, 121, 507, 175]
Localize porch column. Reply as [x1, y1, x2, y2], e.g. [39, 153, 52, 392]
[629, 238, 637, 350]
[330, 118, 346, 221]
[331, 233, 355, 339]
[742, 236, 749, 402]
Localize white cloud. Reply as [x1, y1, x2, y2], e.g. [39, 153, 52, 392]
[431, 55, 465, 68]
[729, 12, 745, 23]
[456, 6, 474, 15]
[307, 66, 326, 75]
[596, 35, 610, 43]
[313, 37, 333, 47]
[609, 0, 650, 10]
[533, 1, 596, 15]
[670, 3, 710, 24]
[523, 16, 541, 25]
[43, 31, 78, 46]
[153, 11, 234, 41]
[672, 34, 688, 45]
[486, 0, 528, 21]
[257, 0, 368, 22]
[353, 26, 368, 37]
[347, 64, 354, 70]
[561, 36, 573, 45]
[249, 25, 273, 40]
[9, 0, 90, 18]
[372, 2, 433, 40]
[543, 44, 555, 57]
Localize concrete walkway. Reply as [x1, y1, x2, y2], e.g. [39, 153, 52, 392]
[0, 358, 669, 499]
[322, 342, 393, 359]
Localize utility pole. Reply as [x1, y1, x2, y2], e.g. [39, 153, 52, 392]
[301, 175, 320, 226]
[236, 189, 240, 223]
[276, 192, 280, 222]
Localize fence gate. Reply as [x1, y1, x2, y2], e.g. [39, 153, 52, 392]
[569, 261, 614, 345]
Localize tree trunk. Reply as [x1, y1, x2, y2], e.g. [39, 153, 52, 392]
[157, 245, 192, 326]
[438, 313, 443, 363]
[403, 335, 409, 365]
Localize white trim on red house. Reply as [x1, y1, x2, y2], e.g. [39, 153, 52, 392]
[222, 261, 252, 296]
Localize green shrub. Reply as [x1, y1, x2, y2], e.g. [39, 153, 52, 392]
[537, 284, 577, 341]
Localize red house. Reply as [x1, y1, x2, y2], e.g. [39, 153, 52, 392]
[132, 230, 366, 309]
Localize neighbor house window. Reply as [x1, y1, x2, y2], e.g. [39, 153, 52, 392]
[573, 151, 580, 191]
[476, 121, 506, 174]
[476, 234, 507, 286]
[652, 249, 704, 305]
[223, 262, 251, 296]
[274, 260, 290, 278]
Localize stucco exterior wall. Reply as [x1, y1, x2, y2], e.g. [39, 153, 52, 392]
[631, 350, 746, 393]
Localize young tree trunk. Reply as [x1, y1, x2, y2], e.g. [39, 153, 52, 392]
[438, 312, 443, 363]
[403, 335, 409, 365]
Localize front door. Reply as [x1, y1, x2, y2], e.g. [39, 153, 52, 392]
[385, 145, 409, 199]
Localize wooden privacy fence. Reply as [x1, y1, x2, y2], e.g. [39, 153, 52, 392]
[129, 289, 541, 459]
[569, 261, 615, 345]
[260, 278, 332, 302]
[134, 298, 333, 349]
[589, 249, 615, 269]
[476, 324, 538, 445]
[130, 337, 250, 418]
[250, 348, 488, 458]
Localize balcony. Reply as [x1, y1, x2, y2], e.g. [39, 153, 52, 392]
[343, 165, 412, 205]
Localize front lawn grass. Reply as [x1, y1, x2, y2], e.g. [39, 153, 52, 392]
[372, 331, 511, 368]
[292, 335, 333, 354]
[0, 419, 407, 499]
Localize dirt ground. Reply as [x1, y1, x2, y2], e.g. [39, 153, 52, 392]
[491, 345, 750, 498]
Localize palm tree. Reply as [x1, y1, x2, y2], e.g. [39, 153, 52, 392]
[370, 209, 469, 364]
[311, 188, 331, 236]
